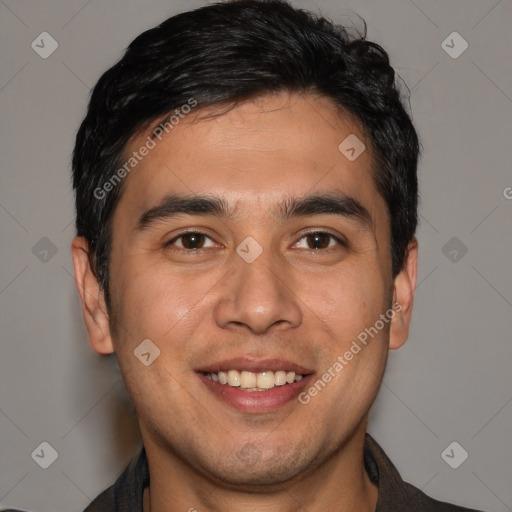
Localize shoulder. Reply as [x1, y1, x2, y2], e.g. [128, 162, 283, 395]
[364, 433, 486, 512]
[0, 489, 115, 512]
[82, 485, 115, 511]
[402, 480, 486, 511]
[82, 445, 148, 512]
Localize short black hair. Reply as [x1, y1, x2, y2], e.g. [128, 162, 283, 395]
[72, 0, 420, 310]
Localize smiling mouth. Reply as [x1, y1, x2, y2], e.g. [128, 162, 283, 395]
[201, 369, 305, 391]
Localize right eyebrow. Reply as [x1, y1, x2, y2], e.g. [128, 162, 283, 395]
[136, 194, 234, 231]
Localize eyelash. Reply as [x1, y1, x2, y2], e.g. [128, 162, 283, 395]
[165, 229, 348, 253]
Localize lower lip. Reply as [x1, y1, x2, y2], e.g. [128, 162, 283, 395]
[197, 373, 314, 413]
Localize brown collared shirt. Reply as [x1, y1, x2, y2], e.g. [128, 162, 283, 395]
[77, 433, 485, 512]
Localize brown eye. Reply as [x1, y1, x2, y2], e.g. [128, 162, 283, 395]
[306, 232, 330, 249]
[181, 232, 205, 249]
[168, 232, 215, 250]
[295, 231, 346, 250]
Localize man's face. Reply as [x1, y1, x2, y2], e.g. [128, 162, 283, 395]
[91, 92, 408, 485]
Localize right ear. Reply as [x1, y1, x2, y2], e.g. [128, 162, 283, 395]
[71, 236, 114, 355]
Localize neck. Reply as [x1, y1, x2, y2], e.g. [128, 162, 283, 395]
[142, 423, 378, 512]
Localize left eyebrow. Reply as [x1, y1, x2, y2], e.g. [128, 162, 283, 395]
[135, 191, 374, 232]
[278, 191, 374, 231]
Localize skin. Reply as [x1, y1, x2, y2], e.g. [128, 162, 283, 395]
[72, 91, 418, 512]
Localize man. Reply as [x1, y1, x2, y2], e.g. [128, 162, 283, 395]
[67, 1, 484, 511]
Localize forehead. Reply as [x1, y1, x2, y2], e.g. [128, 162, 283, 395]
[114, 92, 386, 227]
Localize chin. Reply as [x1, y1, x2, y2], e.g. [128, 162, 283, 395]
[210, 462, 301, 489]
[196, 446, 316, 490]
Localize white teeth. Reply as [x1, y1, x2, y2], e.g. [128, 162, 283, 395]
[240, 371, 257, 389]
[204, 369, 305, 390]
[257, 371, 275, 389]
[274, 370, 287, 386]
[227, 370, 241, 387]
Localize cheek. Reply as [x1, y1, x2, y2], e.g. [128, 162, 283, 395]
[110, 258, 221, 346]
[107, 263, 207, 409]
[297, 265, 390, 431]
[303, 263, 389, 345]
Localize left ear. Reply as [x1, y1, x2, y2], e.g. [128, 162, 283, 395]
[389, 238, 418, 350]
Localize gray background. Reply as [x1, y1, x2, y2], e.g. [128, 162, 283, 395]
[0, 0, 511, 510]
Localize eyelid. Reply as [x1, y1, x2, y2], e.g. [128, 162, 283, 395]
[166, 229, 220, 250]
[292, 229, 348, 249]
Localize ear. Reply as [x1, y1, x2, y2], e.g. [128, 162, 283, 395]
[389, 238, 418, 350]
[71, 236, 114, 355]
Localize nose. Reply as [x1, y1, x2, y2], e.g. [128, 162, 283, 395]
[213, 248, 302, 335]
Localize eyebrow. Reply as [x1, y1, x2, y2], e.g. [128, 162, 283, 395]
[136, 191, 374, 232]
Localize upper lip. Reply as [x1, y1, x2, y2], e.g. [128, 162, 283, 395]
[195, 357, 314, 375]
